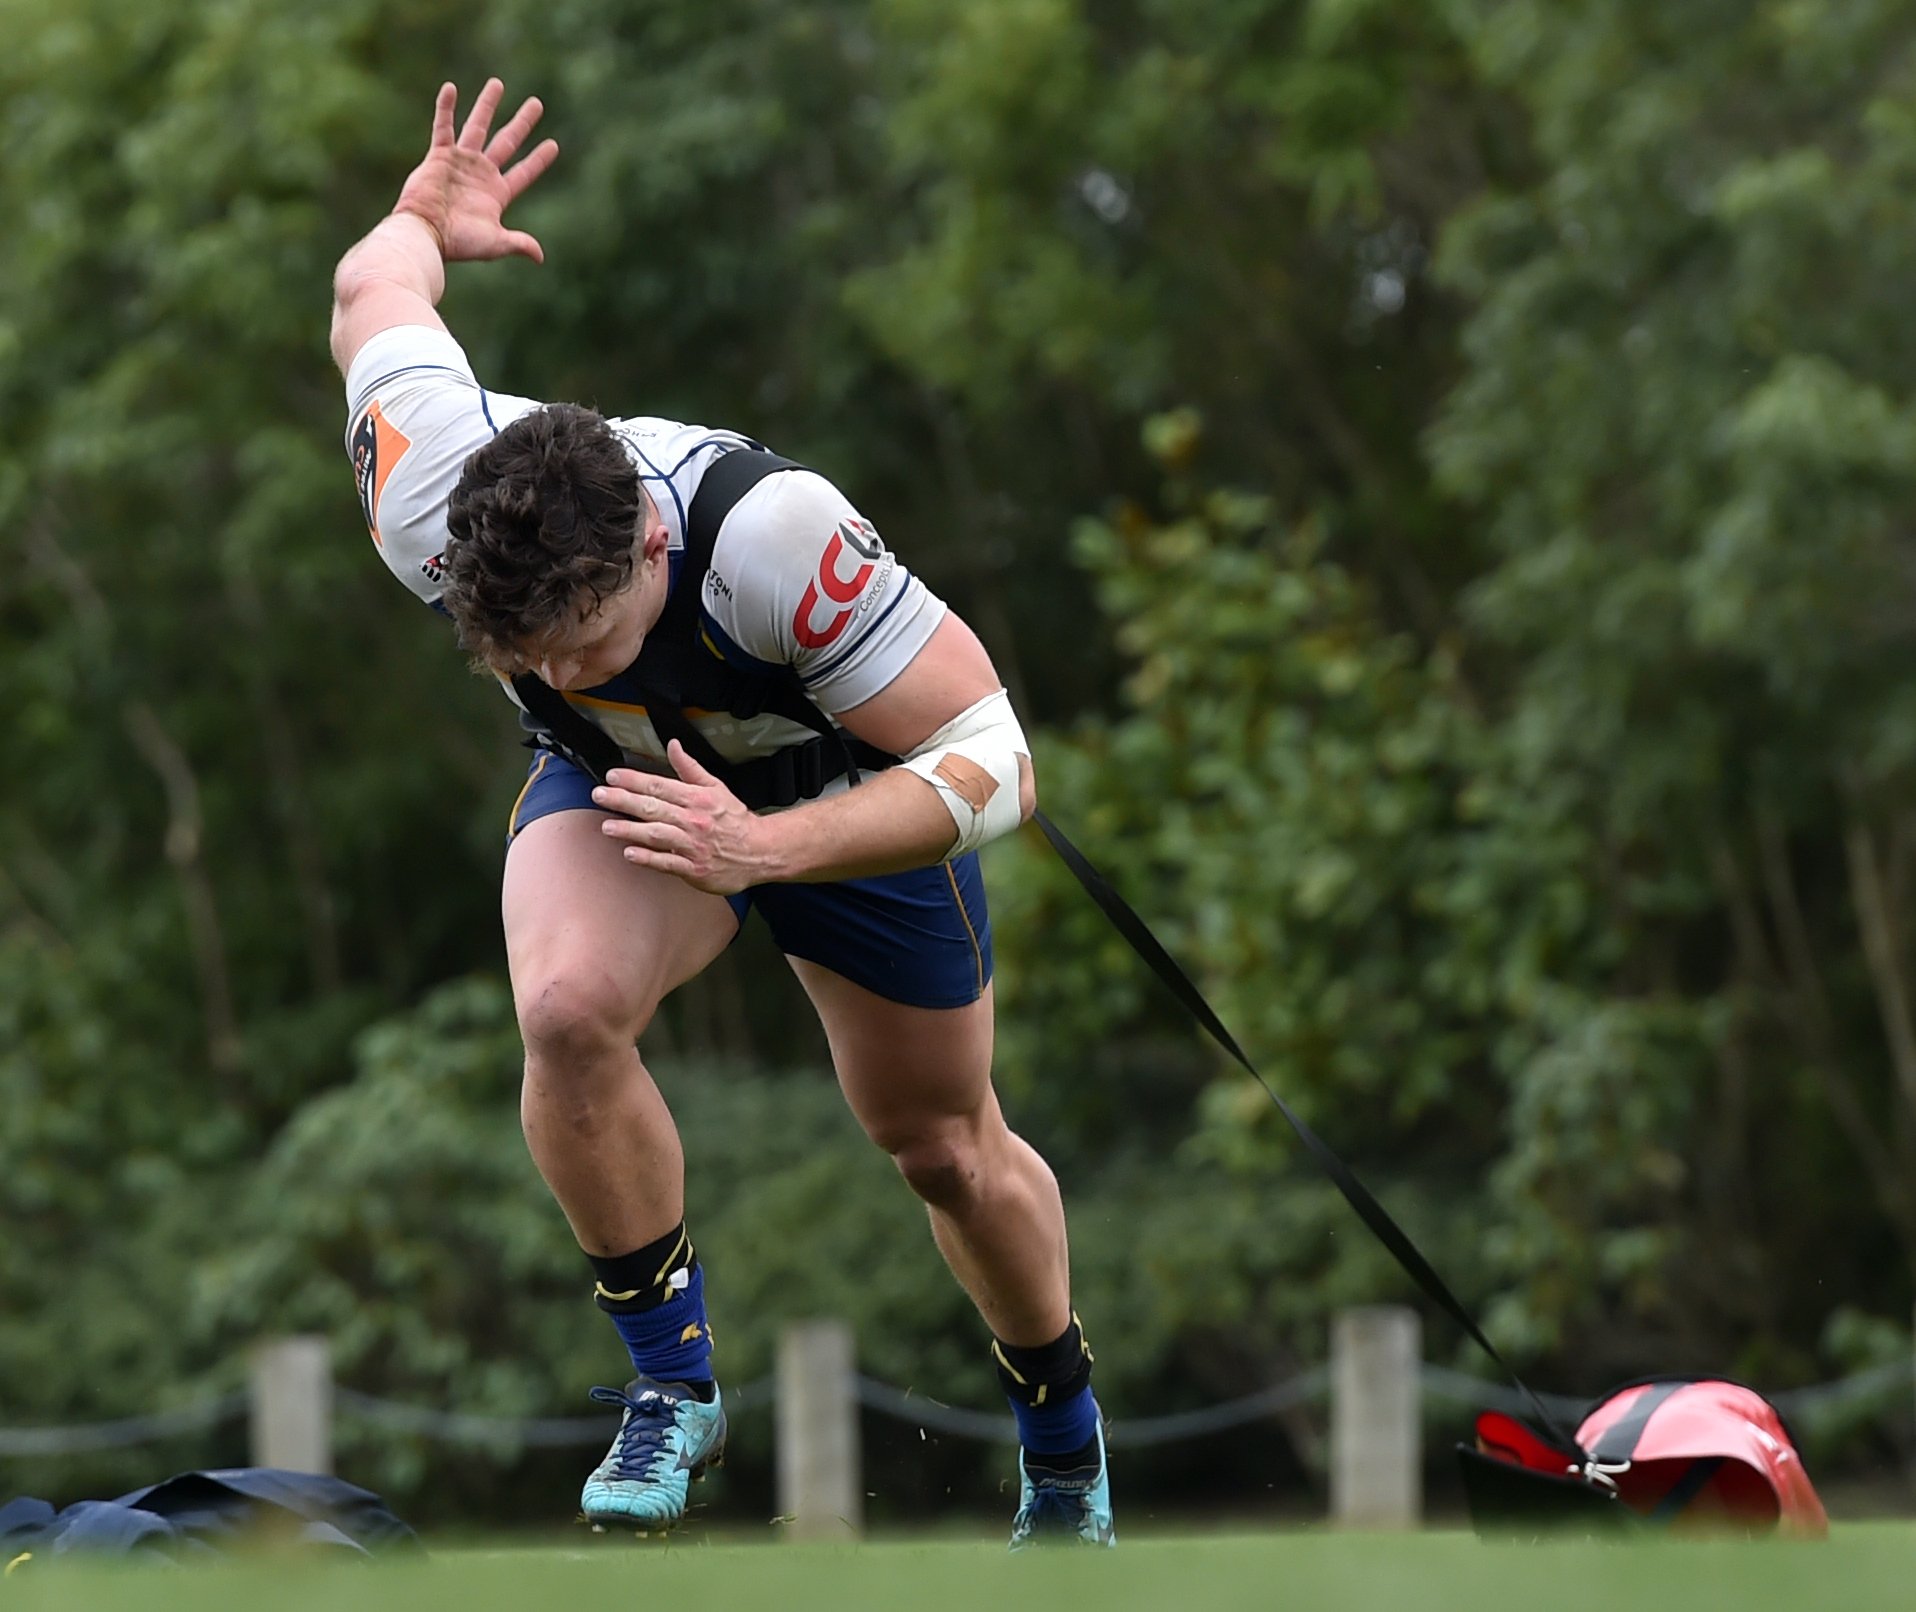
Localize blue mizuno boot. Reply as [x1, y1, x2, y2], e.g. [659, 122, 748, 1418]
[1009, 1420, 1116, 1548]
[580, 1378, 727, 1531]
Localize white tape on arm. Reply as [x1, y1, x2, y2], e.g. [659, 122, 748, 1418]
[898, 688, 1030, 858]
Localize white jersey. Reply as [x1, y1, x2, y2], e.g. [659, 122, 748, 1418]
[343, 324, 945, 766]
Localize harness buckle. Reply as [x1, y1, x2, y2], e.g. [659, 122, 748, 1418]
[790, 740, 830, 801]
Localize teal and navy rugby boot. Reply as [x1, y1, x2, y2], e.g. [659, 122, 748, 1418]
[1008, 1420, 1116, 1549]
[580, 1377, 727, 1532]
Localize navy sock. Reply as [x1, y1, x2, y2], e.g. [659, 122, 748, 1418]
[587, 1225, 714, 1394]
[1014, 1384, 1100, 1460]
[607, 1264, 713, 1389]
[994, 1315, 1100, 1457]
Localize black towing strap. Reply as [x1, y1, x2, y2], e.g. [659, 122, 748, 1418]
[1030, 809, 1582, 1455]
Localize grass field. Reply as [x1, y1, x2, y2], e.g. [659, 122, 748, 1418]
[5, 1527, 1912, 1612]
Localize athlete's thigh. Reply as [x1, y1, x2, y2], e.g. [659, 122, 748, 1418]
[503, 807, 740, 1030]
[789, 957, 998, 1144]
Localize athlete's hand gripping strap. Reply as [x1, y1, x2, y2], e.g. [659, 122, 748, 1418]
[899, 688, 1029, 858]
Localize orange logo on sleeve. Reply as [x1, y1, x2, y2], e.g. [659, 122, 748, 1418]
[350, 401, 413, 548]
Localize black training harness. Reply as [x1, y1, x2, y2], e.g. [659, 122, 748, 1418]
[510, 448, 1578, 1455]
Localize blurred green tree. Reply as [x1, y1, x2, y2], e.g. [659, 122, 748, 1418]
[1431, 0, 1916, 1375]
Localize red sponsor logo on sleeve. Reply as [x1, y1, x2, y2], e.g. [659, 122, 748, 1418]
[791, 523, 878, 649]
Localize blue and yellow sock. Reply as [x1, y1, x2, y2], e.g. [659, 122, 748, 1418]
[993, 1313, 1100, 1463]
[587, 1223, 714, 1400]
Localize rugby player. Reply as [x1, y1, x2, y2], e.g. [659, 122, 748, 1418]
[328, 78, 1113, 1546]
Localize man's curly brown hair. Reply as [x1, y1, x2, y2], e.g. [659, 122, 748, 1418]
[443, 402, 644, 663]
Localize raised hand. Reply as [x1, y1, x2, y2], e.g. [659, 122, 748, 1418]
[392, 78, 559, 264]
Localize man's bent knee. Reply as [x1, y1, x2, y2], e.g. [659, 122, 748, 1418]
[516, 969, 655, 1071]
[888, 1130, 987, 1212]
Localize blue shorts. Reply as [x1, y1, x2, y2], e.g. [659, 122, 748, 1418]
[507, 752, 993, 1010]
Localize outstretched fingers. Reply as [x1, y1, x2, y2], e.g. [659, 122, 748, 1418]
[457, 76, 505, 151]
[429, 81, 457, 148]
[413, 77, 557, 262]
[504, 136, 561, 202]
[501, 228, 545, 265]
[485, 94, 544, 167]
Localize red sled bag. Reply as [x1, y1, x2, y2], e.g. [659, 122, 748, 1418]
[1458, 1377, 1829, 1538]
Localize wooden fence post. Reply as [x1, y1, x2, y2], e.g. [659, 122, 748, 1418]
[776, 1320, 862, 1541]
[1331, 1305, 1421, 1528]
[250, 1335, 333, 1475]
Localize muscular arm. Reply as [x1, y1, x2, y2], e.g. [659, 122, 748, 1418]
[330, 213, 448, 377]
[596, 614, 1036, 888]
[755, 614, 1037, 881]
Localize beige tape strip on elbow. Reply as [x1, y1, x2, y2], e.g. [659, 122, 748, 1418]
[898, 689, 1029, 857]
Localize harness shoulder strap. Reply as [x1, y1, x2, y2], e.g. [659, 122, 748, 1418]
[647, 446, 800, 659]
[636, 447, 879, 791]
[624, 448, 805, 777]
[684, 448, 801, 572]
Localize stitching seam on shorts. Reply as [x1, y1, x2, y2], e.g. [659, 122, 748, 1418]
[945, 863, 985, 999]
[507, 753, 553, 839]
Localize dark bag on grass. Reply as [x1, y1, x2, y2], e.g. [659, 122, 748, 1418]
[1458, 1377, 1828, 1539]
[0, 1467, 419, 1567]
